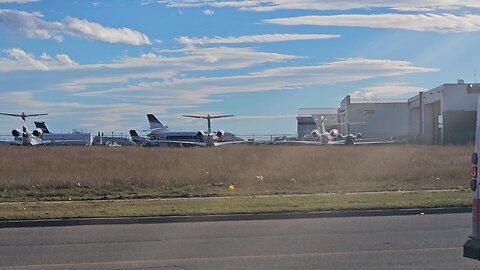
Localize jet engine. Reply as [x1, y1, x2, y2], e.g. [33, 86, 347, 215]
[329, 129, 339, 138]
[11, 129, 21, 137]
[196, 131, 205, 141]
[310, 130, 320, 138]
[216, 130, 225, 139]
[355, 133, 362, 139]
[32, 128, 43, 137]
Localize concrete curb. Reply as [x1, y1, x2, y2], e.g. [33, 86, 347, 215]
[0, 207, 471, 228]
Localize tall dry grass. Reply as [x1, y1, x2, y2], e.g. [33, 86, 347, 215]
[0, 144, 472, 200]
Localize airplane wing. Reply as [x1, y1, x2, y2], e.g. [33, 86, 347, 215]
[210, 115, 234, 119]
[25, 113, 48, 117]
[327, 140, 345, 145]
[146, 139, 207, 147]
[212, 140, 249, 146]
[0, 140, 21, 146]
[0, 113, 22, 117]
[182, 115, 206, 119]
[145, 139, 248, 147]
[268, 140, 323, 146]
[182, 114, 234, 119]
[352, 140, 396, 145]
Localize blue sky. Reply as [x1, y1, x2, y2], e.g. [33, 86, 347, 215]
[0, 0, 480, 136]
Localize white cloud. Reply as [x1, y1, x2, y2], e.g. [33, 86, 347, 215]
[63, 17, 151, 45]
[55, 54, 77, 66]
[0, 49, 80, 71]
[160, 0, 480, 12]
[140, 52, 158, 59]
[0, 0, 38, 3]
[265, 13, 480, 33]
[5, 48, 49, 71]
[0, 9, 151, 45]
[177, 33, 340, 45]
[202, 9, 214, 15]
[350, 83, 427, 99]
[79, 58, 437, 105]
[0, 46, 299, 75]
[0, 50, 438, 132]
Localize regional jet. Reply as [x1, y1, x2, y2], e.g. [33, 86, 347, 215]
[0, 112, 49, 146]
[139, 114, 244, 147]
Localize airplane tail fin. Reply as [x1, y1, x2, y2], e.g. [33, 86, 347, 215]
[129, 129, 146, 145]
[147, 114, 168, 130]
[129, 130, 140, 137]
[34, 121, 50, 133]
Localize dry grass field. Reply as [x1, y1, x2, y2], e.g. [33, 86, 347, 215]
[0, 144, 472, 202]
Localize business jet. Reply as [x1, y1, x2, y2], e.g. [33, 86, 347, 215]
[0, 112, 49, 146]
[301, 116, 340, 144]
[140, 114, 244, 147]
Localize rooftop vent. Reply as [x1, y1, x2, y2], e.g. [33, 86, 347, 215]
[458, 79, 465, 84]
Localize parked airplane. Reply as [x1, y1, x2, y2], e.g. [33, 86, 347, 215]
[301, 116, 340, 144]
[140, 114, 244, 147]
[0, 112, 48, 146]
[282, 116, 388, 146]
[129, 130, 147, 145]
[338, 121, 363, 145]
[34, 121, 94, 146]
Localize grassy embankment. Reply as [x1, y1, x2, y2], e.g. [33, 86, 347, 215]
[0, 144, 473, 219]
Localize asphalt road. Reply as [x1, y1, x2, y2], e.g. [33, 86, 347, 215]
[0, 213, 478, 270]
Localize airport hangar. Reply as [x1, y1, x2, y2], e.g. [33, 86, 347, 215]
[297, 80, 480, 145]
[408, 80, 480, 145]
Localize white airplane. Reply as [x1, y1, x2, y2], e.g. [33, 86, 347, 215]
[301, 115, 340, 144]
[34, 121, 95, 146]
[0, 112, 49, 146]
[281, 116, 391, 146]
[138, 113, 244, 147]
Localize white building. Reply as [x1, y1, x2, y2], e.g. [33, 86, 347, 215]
[297, 108, 338, 139]
[408, 80, 480, 144]
[338, 95, 409, 139]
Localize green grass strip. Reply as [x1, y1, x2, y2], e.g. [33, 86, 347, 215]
[0, 190, 471, 220]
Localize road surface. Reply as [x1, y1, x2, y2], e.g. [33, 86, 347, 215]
[0, 213, 478, 269]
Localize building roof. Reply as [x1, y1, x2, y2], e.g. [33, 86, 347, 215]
[297, 108, 338, 118]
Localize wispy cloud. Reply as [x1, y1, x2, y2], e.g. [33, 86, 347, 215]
[177, 33, 340, 45]
[159, 0, 480, 12]
[0, 0, 38, 3]
[0, 48, 79, 72]
[0, 47, 437, 132]
[0, 46, 299, 74]
[350, 83, 427, 99]
[202, 9, 214, 15]
[265, 13, 480, 33]
[78, 58, 437, 104]
[0, 9, 151, 45]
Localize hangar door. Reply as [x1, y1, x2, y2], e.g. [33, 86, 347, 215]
[424, 101, 441, 144]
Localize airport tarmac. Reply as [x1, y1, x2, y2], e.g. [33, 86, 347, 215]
[0, 212, 477, 269]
